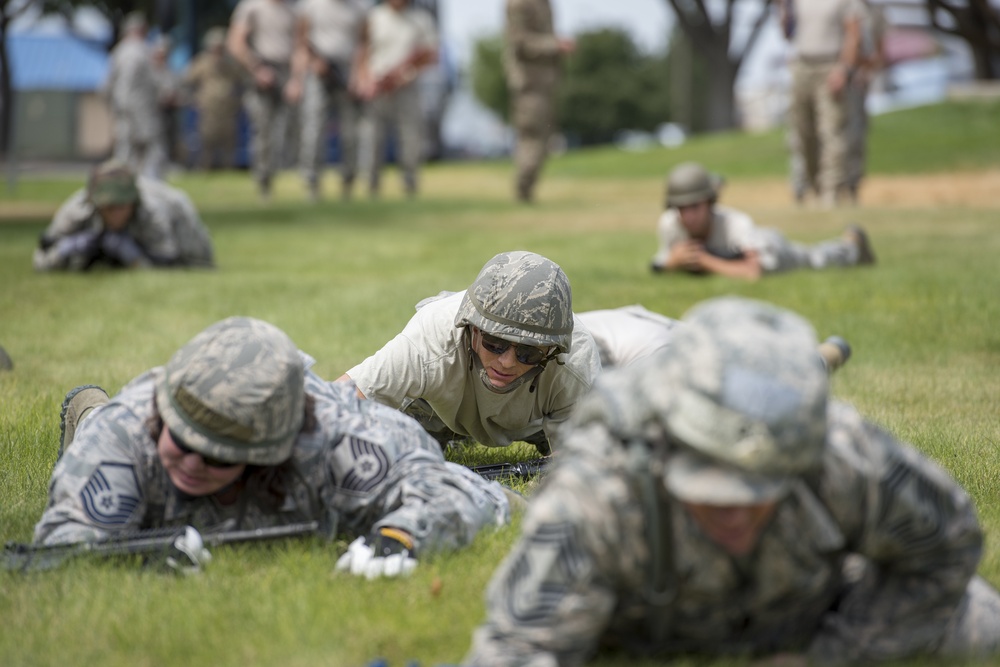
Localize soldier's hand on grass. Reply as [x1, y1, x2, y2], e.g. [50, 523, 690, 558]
[335, 529, 417, 579]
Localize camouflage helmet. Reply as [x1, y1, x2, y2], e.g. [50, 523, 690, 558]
[87, 159, 139, 208]
[644, 297, 829, 503]
[454, 251, 574, 353]
[155, 317, 305, 466]
[665, 162, 723, 208]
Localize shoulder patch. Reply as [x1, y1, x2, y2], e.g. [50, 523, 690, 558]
[333, 436, 390, 494]
[80, 462, 143, 527]
[503, 521, 587, 625]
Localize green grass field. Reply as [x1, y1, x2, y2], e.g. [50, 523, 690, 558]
[1, 100, 999, 667]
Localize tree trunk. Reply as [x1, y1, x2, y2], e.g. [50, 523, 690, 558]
[0, 15, 12, 159]
[702, 51, 739, 131]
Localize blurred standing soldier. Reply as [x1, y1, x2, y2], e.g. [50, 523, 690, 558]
[844, 0, 887, 204]
[106, 11, 167, 180]
[353, 0, 438, 198]
[288, 0, 370, 202]
[466, 296, 1000, 666]
[785, 0, 863, 208]
[184, 28, 244, 170]
[151, 36, 182, 170]
[504, 0, 574, 203]
[226, 0, 297, 201]
[33, 159, 215, 271]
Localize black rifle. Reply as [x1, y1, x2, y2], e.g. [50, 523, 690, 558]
[470, 457, 550, 482]
[3, 521, 321, 573]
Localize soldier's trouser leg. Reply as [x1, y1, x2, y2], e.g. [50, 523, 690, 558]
[394, 83, 425, 195]
[299, 73, 331, 189]
[244, 88, 288, 190]
[359, 96, 390, 195]
[844, 79, 869, 195]
[814, 65, 849, 203]
[938, 576, 1000, 658]
[790, 62, 823, 196]
[336, 90, 362, 189]
[511, 90, 554, 202]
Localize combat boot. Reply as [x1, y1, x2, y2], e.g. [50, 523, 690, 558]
[845, 224, 877, 265]
[0, 345, 12, 371]
[58, 385, 110, 459]
[818, 336, 852, 374]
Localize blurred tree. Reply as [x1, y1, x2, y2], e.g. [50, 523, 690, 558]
[470, 29, 672, 146]
[557, 29, 671, 145]
[0, 0, 36, 159]
[924, 0, 1000, 79]
[469, 35, 509, 123]
[660, 0, 775, 131]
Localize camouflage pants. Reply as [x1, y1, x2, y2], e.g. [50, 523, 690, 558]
[298, 71, 361, 187]
[510, 88, 556, 201]
[789, 60, 849, 201]
[243, 83, 292, 187]
[113, 114, 166, 181]
[198, 109, 239, 170]
[844, 78, 870, 192]
[754, 228, 859, 273]
[358, 82, 424, 194]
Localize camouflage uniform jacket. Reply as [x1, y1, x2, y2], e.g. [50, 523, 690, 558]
[184, 51, 244, 116]
[35, 356, 510, 553]
[34, 178, 215, 270]
[504, 0, 562, 93]
[466, 398, 984, 666]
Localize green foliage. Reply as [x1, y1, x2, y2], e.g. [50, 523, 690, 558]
[1, 100, 999, 665]
[558, 29, 672, 145]
[469, 29, 672, 146]
[470, 35, 510, 122]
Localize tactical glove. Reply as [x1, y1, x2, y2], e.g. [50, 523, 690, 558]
[335, 528, 417, 579]
[164, 526, 213, 575]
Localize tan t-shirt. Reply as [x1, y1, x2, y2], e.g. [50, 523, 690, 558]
[231, 0, 296, 65]
[577, 306, 679, 369]
[791, 0, 863, 61]
[652, 204, 759, 268]
[346, 291, 602, 448]
[365, 3, 438, 79]
[297, 0, 368, 64]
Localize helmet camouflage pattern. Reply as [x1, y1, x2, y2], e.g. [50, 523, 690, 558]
[87, 159, 139, 208]
[645, 297, 829, 480]
[665, 161, 723, 208]
[454, 251, 574, 353]
[155, 317, 305, 466]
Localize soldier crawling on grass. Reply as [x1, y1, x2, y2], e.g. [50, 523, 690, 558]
[35, 317, 513, 578]
[650, 162, 877, 281]
[33, 159, 215, 272]
[337, 250, 602, 456]
[466, 296, 1000, 666]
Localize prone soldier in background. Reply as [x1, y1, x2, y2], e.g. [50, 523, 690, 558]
[35, 317, 512, 578]
[466, 296, 1000, 666]
[650, 162, 877, 281]
[33, 159, 215, 271]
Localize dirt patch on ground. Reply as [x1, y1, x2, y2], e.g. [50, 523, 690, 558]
[726, 170, 1000, 210]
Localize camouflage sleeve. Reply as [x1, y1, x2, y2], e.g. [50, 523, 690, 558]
[33, 189, 101, 271]
[808, 402, 984, 663]
[314, 380, 507, 553]
[465, 427, 644, 667]
[33, 402, 151, 546]
[506, 0, 562, 62]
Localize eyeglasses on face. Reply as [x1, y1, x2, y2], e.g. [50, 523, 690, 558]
[168, 429, 241, 469]
[478, 330, 551, 365]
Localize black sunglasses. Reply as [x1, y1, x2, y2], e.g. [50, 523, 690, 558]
[478, 331, 551, 366]
[168, 429, 240, 469]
